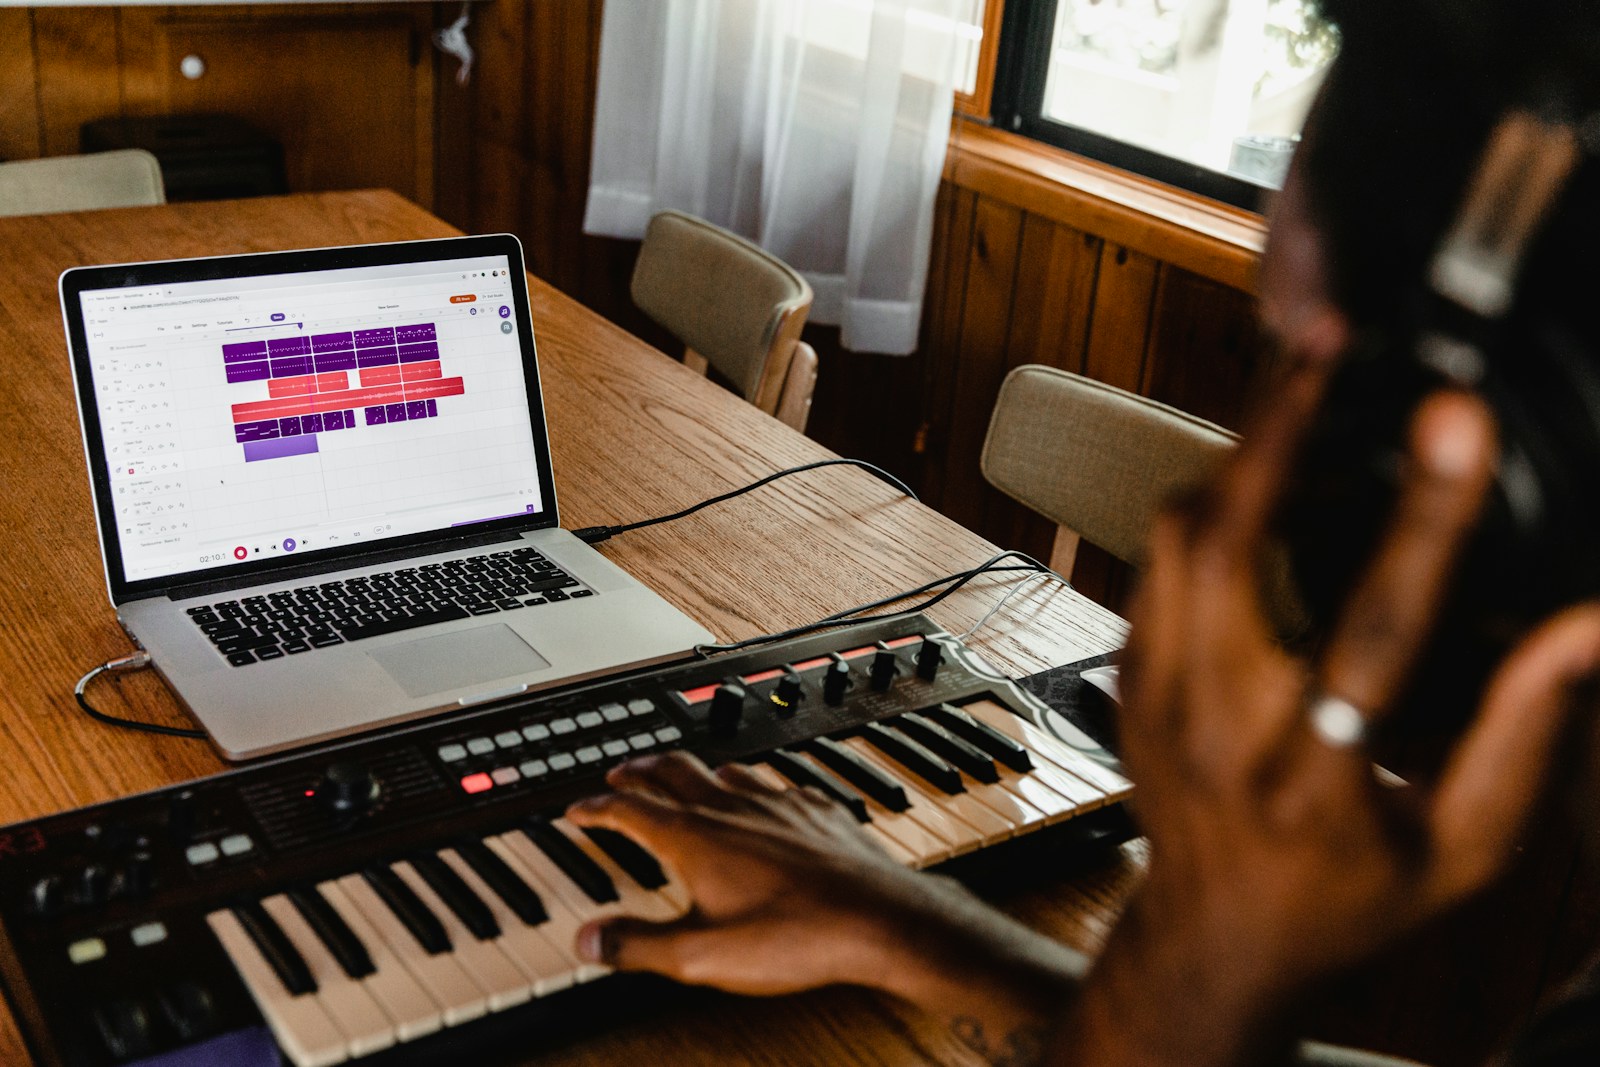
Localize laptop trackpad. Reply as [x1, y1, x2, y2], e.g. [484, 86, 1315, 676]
[368, 625, 551, 698]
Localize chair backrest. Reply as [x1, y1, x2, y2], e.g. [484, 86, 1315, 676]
[982, 365, 1238, 567]
[631, 210, 813, 419]
[0, 150, 167, 218]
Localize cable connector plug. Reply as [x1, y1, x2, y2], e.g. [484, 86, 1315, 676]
[572, 525, 618, 545]
[105, 651, 153, 673]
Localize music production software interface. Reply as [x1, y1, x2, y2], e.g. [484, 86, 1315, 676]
[78, 255, 545, 583]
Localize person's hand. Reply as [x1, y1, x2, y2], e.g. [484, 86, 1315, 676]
[563, 750, 925, 995]
[565, 751, 1089, 1047]
[1059, 363, 1600, 1067]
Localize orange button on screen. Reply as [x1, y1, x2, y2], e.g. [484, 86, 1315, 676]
[449, 294, 477, 304]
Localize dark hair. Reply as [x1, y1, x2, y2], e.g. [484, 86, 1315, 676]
[1280, 1, 1600, 745]
[1301, 0, 1600, 333]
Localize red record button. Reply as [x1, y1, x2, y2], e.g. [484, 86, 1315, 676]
[460, 772, 493, 795]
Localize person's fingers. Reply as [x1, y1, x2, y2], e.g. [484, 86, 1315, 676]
[715, 761, 785, 796]
[576, 917, 835, 995]
[1426, 602, 1600, 906]
[606, 751, 738, 808]
[564, 789, 698, 862]
[1194, 357, 1336, 567]
[576, 916, 694, 976]
[1318, 391, 1497, 720]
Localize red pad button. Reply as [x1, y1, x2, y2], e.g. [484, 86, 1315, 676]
[678, 683, 720, 706]
[460, 773, 494, 795]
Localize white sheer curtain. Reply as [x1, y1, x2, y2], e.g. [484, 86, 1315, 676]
[584, 0, 978, 355]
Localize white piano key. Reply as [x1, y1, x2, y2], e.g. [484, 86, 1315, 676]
[951, 769, 1051, 836]
[993, 764, 1082, 825]
[391, 862, 533, 1012]
[842, 739, 1013, 847]
[964, 701, 1134, 801]
[838, 739, 988, 855]
[261, 894, 397, 1058]
[332, 874, 489, 1027]
[747, 762, 919, 867]
[207, 909, 349, 1067]
[551, 817, 688, 924]
[486, 834, 610, 983]
[438, 848, 577, 995]
[788, 750, 957, 866]
[315, 881, 444, 1042]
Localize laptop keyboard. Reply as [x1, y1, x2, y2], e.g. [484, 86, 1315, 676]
[183, 546, 593, 667]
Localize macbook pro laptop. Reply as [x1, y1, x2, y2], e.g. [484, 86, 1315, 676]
[60, 234, 714, 760]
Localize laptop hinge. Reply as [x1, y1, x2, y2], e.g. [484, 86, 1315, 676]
[163, 527, 533, 602]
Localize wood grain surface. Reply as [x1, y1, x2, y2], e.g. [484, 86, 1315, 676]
[0, 190, 1135, 1066]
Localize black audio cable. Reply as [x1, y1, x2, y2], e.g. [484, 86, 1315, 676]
[75, 653, 206, 739]
[694, 550, 1066, 655]
[571, 458, 917, 545]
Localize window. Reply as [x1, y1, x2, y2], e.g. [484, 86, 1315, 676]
[986, 0, 1340, 210]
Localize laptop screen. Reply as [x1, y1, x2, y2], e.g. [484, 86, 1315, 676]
[69, 243, 549, 590]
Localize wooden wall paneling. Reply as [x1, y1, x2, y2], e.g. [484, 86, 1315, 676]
[934, 195, 1030, 543]
[1139, 265, 1260, 431]
[1006, 214, 1099, 373]
[431, 2, 476, 228]
[471, 135, 531, 245]
[467, 0, 528, 241]
[32, 7, 123, 156]
[115, 8, 164, 119]
[0, 10, 42, 161]
[1080, 242, 1159, 393]
[147, 9, 433, 202]
[917, 184, 977, 508]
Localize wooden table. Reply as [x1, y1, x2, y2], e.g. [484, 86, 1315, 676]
[0, 190, 1139, 1066]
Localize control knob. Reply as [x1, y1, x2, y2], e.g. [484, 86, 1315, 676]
[870, 645, 899, 691]
[823, 658, 852, 705]
[771, 672, 803, 716]
[25, 875, 63, 917]
[916, 636, 944, 681]
[710, 682, 748, 737]
[312, 762, 382, 816]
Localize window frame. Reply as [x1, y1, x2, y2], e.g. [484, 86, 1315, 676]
[953, 0, 1007, 119]
[985, 0, 1276, 212]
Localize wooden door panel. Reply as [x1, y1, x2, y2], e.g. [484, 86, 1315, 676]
[143, 15, 427, 201]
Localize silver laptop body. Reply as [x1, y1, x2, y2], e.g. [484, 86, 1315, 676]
[61, 234, 713, 760]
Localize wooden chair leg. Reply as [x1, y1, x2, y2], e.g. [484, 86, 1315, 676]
[774, 340, 819, 433]
[683, 348, 710, 376]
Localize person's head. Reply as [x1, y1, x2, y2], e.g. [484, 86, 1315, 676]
[1263, 0, 1599, 354]
[1257, 0, 1600, 745]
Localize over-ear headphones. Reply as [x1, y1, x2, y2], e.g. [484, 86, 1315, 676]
[1278, 109, 1597, 745]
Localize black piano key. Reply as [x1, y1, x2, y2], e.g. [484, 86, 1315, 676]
[231, 900, 317, 996]
[804, 737, 910, 812]
[895, 712, 1002, 783]
[361, 866, 452, 955]
[766, 752, 870, 823]
[582, 826, 669, 890]
[923, 703, 1034, 772]
[858, 723, 966, 795]
[456, 840, 549, 926]
[288, 886, 375, 979]
[410, 853, 501, 941]
[521, 819, 619, 905]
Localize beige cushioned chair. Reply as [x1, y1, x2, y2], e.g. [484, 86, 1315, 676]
[632, 210, 819, 432]
[982, 365, 1237, 569]
[983, 363, 1306, 635]
[0, 150, 167, 217]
